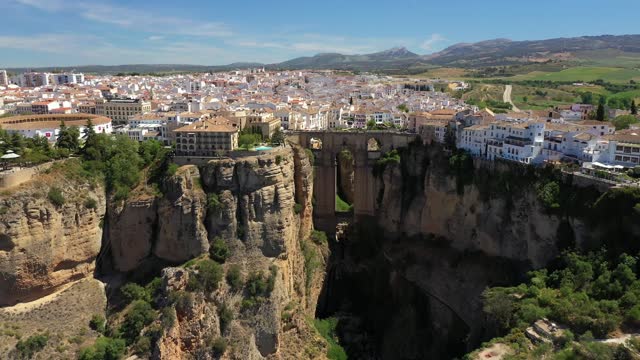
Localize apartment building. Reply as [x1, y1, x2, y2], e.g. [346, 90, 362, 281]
[96, 98, 151, 123]
[31, 100, 60, 114]
[0, 70, 8, 86]
[53, 73, 85, 85]
[174, 117, 239, 156]
[486, 122, 545, 164]
[604, 131, 640, 167]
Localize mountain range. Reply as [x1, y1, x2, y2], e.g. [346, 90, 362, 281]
[5, 34, 640, 75]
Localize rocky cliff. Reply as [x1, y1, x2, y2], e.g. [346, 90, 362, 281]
[320, 141, 631, 359]
[105, 146, 328, 359]
[0, 161, 106, 306]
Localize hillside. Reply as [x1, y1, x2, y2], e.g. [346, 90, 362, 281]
[4, 34, 640, 75]
[427, 34, 640, 67]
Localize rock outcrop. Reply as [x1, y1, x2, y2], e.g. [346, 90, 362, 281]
[0, 162, 106, 306]
[105, 147, 327, 359]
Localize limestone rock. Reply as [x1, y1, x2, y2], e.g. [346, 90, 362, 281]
[0, 167, 106, 306]
[154, 165, 209, 263]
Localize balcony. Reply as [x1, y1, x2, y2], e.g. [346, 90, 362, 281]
[504, 136, 532, 147]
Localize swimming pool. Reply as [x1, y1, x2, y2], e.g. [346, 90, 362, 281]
[255, 146, 273, 151]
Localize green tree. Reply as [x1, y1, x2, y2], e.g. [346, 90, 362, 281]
[596, 103, 606, 121]
[631, 100, 638, 115]
[187, 259, 223, 292]
[15, 334, 48, 359]
[270, 128, 285, 145]
[78, 337, 126, 360]
[55, 121, 80, 152]
[612, 115, 639, 130]
[119, 300, 155, 345]
[209, 237, 230, 263]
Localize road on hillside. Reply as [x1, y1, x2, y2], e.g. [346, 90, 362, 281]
[503, 85, 521, 112]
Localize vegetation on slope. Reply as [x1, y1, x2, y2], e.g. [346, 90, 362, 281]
[475, 251, 640, 359]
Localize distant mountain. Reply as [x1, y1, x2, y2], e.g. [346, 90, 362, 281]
[5, 35, 640, 75]
[426, 35, 640, 67]
[273, 47, 430, 73]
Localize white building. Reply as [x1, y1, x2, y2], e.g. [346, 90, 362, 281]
[486, 122, 545, 164]
[53, 73, 85, 85]
[0, 70, 7, 86]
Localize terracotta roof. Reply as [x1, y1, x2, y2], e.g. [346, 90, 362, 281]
[174, 117, 237, 133]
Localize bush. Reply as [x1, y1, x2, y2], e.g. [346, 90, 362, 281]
[166, 163, 179, 177]
[121, 283, 151, 303]
[275, 155, 283, 165]
[210, 237, 230, 263]
[89, 314, 106, 334]
[293, 203, 303, 214]
[48, 187, 65, 206]
[160, 307, 176, 330]
[169, 291, 194, 313]
[246, 271, 268, 298]
[218, 302, 234, 333]
[84, 197, 98, 209]
[314, 318, 347, 360]
[226, 264, 244, 292]
[187, 259, 223, 292]
[78, 336, 126, 360]
[310, 230, 328, 245]
[211, 337, 227, 357]
[119, 300, 155, 345]
[16, 334, 48, 359]
[132, 335, 151, 355]
[207, 193, 224, 213]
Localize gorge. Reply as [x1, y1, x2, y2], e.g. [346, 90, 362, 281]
[1, 137, 639, 359]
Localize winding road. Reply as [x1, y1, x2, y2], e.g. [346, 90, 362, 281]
[503, 85, 521, 112]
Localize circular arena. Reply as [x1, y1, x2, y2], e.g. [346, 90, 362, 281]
[0, 113, 113, 140]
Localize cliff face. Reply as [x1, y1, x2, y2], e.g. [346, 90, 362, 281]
[377, 145, 581, 268]
[107, 147, 327, 359]
[320, 142, 607, 359]
[0, 162, 106, 306]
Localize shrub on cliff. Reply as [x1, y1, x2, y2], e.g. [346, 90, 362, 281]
[209, 237, 229, 263]
[211, 337, 227, 356]
[47, 186, 65, 207]
[119, 300, 155, 345]
[226, 264, 244, 292]
[187, 259, 223, 292]
[218, 302, 234, 333]
[121, 283, 151, 303]
[89, 314, 106, 334]
[78, 336, 125, 360]
[207, 193, 224, 213]
[15, 333, 48, 359]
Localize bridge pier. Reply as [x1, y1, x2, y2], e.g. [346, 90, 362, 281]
[313, 150, 338, 233]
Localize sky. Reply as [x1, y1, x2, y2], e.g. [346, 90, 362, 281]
[1, 0, 639, 67]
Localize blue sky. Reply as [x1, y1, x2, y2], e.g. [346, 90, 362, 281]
[1, 0, 639, 67]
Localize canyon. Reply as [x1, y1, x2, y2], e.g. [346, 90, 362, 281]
[1, 139, 637, 359]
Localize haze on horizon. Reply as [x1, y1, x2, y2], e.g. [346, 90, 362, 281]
[1, 0, 639, 67]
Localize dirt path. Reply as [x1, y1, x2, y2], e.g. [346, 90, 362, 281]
[503, 85, 521, 112]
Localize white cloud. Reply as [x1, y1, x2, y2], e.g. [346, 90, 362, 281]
[147, 36, 164, 41]
[14, 0, 65, 11]
[15, 0, 232, 38]
[420, 33, 446, 52]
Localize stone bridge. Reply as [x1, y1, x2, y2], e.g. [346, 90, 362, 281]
[288, 131, 418, 231]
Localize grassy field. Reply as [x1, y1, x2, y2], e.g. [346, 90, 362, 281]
[508, 66, 640, 84]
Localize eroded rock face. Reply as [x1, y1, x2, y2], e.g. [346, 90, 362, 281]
[155, 166, 209, 263]
[107, 196, 157, 272]
[107, 147, 324, 359]
[0, 169, 106, 306]
[376, 144, 585, 268]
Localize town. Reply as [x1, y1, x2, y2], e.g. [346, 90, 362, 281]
[0, 68, 639, 186]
